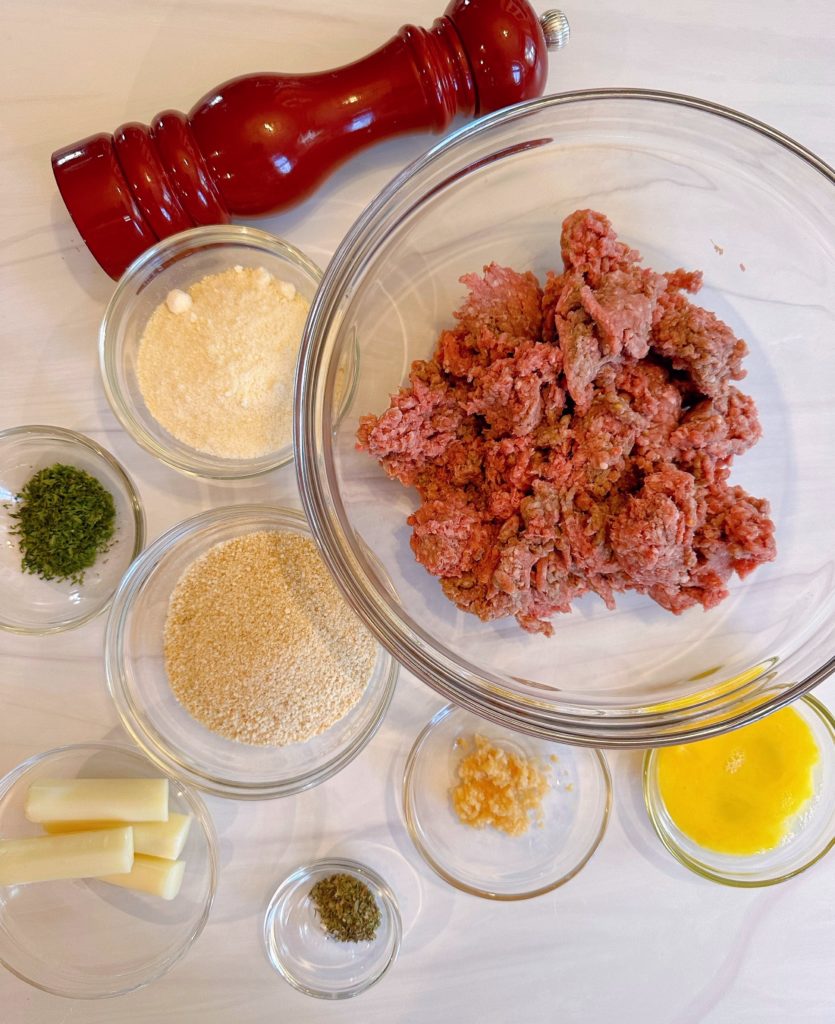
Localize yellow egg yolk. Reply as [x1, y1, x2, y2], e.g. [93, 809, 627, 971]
[656, 706, 819, 856]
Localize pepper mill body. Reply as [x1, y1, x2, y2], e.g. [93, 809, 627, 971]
[52, 0, 568, 278]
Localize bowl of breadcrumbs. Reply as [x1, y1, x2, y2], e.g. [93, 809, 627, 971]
[99, 225, 351, 479]
[104, 505, 398, 798]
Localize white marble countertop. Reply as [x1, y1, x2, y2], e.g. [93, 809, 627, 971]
[2, 1, 834, 1021]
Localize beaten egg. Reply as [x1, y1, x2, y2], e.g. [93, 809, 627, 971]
[656, 706, 819, 856]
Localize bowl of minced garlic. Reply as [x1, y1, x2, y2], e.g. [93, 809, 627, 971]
[402, 704, 612, 899]
[643, 696, 835, 886]
[99, 226, 332, 479]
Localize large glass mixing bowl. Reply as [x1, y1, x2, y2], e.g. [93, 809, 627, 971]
[296, 90, 835, 747]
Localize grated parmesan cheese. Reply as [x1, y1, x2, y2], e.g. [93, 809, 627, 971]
[136, 266, 308, 459]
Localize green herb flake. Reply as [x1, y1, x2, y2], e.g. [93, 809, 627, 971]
[309, 872, 381, 943]
[9, 463, 116, 585]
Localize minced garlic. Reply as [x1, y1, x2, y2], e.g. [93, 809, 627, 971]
[450, 735, 551, 836]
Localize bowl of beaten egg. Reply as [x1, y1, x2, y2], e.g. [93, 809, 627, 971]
[643, 695, 835, 885]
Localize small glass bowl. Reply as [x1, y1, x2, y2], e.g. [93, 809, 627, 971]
[105, 504, 398, 799]
[0, 742, 217, 999]
[99, 225, 323, 479]
[263, 858, 401, 1000]
[0, 425, 145, 634]
[403, 704, 611, 900]
[643, 695, 835, 887]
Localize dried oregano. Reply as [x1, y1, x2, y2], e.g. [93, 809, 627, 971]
[309, 873, 381, 943]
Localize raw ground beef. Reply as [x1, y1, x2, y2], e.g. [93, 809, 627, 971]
[357, 210, 776, 635]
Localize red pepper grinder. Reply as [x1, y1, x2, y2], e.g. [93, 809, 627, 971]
[52, 2, 570, 279]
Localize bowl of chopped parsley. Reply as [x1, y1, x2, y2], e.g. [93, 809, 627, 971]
[0, 425, 145, 634]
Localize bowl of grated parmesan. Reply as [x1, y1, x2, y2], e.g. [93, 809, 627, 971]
[99, 226, 333, 479]
[103, 504, 398, 799]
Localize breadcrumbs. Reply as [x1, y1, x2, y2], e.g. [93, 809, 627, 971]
[163, 530, 378, 746]
[136, 265, 308, 459]
[450, 735, 551, 836]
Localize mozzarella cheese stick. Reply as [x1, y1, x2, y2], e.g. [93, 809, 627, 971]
[25, 779, 168, 824]
[0, 827, 134, 885]
[43, 813, 193, 860]
[99, 854, 185, 901]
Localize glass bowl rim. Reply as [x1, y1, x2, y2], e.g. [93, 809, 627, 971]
[104, 503, 398, 799]
[262, 856, 402, 1000]
[0, 423, 146, 636]
[99, 224, 323, 480]
[295, 87, 835, 748]
[0, 740, 218, 999]
[642, 694, 835, 887]
[402, 703, 612, 900]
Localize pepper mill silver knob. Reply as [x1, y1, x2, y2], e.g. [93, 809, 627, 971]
[540, 10, 571, 51]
